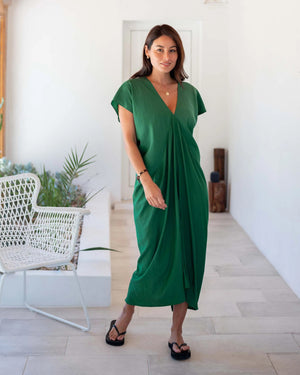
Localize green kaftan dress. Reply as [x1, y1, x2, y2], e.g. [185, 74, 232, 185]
[111, 76, 208, 310]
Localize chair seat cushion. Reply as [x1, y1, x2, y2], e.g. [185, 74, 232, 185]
[0, 246, 71, 272]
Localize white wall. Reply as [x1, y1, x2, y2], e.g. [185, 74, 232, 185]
[228, 0, 300, 297]
[6, 0, 122, 199]
[5, 0, 229, 203]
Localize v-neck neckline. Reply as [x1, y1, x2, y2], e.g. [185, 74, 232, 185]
[144, 77, 179, 116]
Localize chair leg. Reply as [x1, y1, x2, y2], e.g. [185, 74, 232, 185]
[0, 273, 7, 304]
[23, 266, 91, 331]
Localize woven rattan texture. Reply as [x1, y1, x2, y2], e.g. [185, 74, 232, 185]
[0, 177, 35, 249]
[0, 174, 85, 273]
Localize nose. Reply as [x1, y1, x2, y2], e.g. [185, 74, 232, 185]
[162, 51, 172, 60]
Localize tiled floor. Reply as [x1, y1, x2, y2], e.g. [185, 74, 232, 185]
[1, 210, 300, 375]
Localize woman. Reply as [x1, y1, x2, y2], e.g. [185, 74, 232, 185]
[107, 24, 208, 360]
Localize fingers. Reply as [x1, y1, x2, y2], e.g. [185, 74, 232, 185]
[157, 198, 167, 210]
[143, 181, 167, 210]
[147, 195, 167, 210]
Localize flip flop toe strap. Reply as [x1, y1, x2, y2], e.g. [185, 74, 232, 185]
[113, 323, 126, 337]
[170, 342, 181, 351]
[179, 343, 190, 353]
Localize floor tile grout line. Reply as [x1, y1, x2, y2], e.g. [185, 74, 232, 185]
[291, 333, 300, 348]
[268, 352, 300, 356]
[266, 352, 280, 375]
[147, 356, 151, 375]
[22, 356, 29, 375]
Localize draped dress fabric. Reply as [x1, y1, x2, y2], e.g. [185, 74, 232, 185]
[111, 76, 208, 310]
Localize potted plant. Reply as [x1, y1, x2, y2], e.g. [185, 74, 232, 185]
[0, 144, 118, 271]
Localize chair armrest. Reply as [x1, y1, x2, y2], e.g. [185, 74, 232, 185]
[29, 207, 90, 259]
[33, 205, 90, 216]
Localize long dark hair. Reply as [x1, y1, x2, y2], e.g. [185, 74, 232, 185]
[130, 24, 188, 84]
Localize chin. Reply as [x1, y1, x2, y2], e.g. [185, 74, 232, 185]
[158, 66, 174, 73]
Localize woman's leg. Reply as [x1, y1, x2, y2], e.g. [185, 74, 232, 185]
[169, 302, 190, 353]
[108, 302, 135, 341]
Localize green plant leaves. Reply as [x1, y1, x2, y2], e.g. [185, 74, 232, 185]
[61, 143, 97, 193]
[37, 144, 102, 208]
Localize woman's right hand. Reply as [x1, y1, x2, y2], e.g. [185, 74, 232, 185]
[140, 173, 167, 210]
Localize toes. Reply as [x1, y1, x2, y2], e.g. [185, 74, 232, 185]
[169, 338, 190, 353]
[109, 327, 118, 340]
[181, 345, 190, 351]
[180, 343, 190, 351]
[109, 326, 125, 341]
[172, 344, 181, 353]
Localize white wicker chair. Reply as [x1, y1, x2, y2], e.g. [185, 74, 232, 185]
[0, 173, 91, 331]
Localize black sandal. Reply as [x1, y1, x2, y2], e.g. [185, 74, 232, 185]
[168, 342, 191, 360]
[105, 319, 127, 346]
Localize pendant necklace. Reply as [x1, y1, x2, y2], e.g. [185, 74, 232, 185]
[163, 86, 170, 96]
[150, 78, 171, 96]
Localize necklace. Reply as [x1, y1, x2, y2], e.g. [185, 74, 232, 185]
[148, 78, 173, 96]
[160, 84, 171, 96]
[157, 84, 171, 96]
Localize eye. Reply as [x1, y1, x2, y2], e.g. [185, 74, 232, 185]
[156, 48, 163, 52]
[170, 49, 177, 53]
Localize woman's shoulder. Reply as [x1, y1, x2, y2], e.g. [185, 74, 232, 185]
[181, 80, 198, 92]
[129, 76, 146, 85]
[118, 78, 132, 89]
[118, 77, 145, 90]
[125, 76, 145, 84]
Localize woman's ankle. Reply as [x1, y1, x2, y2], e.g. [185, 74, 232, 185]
[170, 327, 183, 336]
[123, 304, 135, 315]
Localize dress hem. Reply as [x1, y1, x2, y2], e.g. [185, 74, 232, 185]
[124, 297, 198, 311]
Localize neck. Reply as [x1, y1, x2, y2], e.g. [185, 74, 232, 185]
[148, 70, 173, 85]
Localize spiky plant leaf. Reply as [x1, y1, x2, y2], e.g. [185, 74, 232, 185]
[82, 187, 105, 206]
[61, 143, 96, 193]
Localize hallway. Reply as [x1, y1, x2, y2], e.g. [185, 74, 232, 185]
[1, 209, 300, 374]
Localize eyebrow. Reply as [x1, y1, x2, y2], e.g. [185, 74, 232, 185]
[154, 44, 177, 48]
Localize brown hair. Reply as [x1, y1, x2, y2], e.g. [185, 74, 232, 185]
[130, 24, 188, 84]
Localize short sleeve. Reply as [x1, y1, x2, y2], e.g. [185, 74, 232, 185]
[196, 89, 206, 116]
[111, 80, 133, 122]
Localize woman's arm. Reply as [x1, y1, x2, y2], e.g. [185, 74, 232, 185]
[119, 105, 167, 210]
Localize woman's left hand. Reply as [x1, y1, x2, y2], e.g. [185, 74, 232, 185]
[140, 173, 167, 210]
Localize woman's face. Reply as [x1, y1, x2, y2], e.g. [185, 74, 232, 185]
[145, 35, 178, 75]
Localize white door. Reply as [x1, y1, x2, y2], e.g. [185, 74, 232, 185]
[122, 20, 203, 200]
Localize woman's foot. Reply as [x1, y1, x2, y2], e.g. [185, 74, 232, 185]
[168, 332, 190, 353]
[108, 304, 134, 342]
[106, 320, 126, 346]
